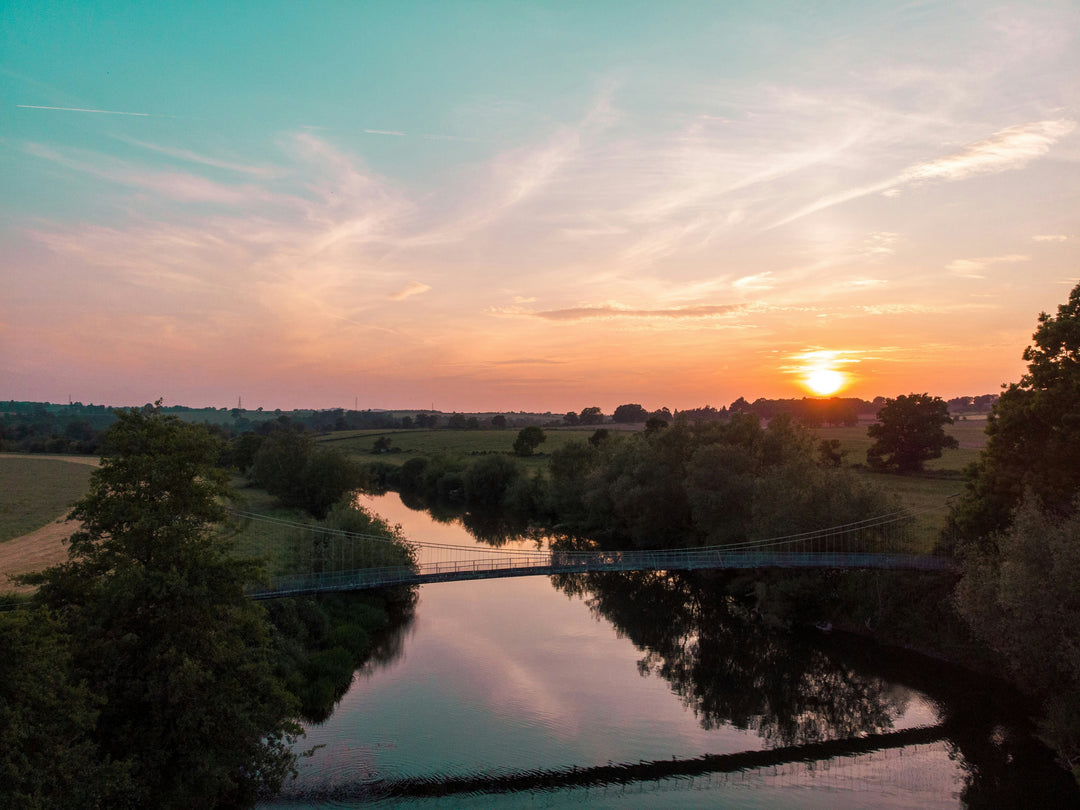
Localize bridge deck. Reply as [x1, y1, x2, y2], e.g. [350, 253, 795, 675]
[249, 550, 955, 599]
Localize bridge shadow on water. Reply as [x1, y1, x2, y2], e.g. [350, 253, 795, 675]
[274, 726, 950, 803]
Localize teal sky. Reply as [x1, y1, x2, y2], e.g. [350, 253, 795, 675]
[3, 1, 1078, 411]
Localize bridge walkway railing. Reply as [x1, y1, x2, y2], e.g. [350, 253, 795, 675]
[248, 547, 956, 598]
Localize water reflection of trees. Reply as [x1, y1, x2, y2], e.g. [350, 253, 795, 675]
[552, 570, 905, 747]
[398, 494, 544, 548]
[276, 587, 418, 724]
[824, 634, 1080, 807]
[358, 587, 418, 677]
[552, 569, 1080, 806]
[460, 509, 547, 548]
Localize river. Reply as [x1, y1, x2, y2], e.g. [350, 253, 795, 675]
[263, 493, 1079, 808]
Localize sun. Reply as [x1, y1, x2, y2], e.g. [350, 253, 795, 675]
[789, 349, 857, 397]
[803, 368, 847, 396]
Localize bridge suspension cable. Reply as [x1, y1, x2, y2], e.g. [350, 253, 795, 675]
[234, 498, 956, 599]
[231, 501, 949, 557]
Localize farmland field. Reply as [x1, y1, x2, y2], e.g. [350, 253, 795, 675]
[810, 420, 984, 551]
[2, 418, 990, 579]
[0, 455, 97, 542]
[316, 426, 607, 469]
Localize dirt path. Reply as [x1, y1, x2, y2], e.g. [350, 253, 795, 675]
[2, 453, 100, 467]
[0, 515, 78, 592]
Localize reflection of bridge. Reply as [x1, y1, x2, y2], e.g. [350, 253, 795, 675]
[276, 723, 951, 802]
[236, 509, 956, 600]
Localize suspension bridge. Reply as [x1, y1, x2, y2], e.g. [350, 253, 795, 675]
[234, 507, 956, 600]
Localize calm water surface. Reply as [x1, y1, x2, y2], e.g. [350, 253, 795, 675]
[264, 493, 1078, 809]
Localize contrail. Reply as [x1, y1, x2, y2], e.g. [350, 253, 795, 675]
[17, 104, 150, 117]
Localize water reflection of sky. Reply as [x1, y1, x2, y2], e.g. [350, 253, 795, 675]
[271, 493, 965, 807]
[355, 493, 547, 552]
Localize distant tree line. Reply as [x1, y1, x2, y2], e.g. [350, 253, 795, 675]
[1, 391, 1001, 457]
[946, 393, 999, 412]
[0, 403, 558, 454]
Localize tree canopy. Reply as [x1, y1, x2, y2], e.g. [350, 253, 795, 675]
[865, 393, 957, 473]
[26, 405, 300, 808]
[546, 414, 891, 549]
[955, 496, 1080, 777]
[612, 403, 649, 423]
[251, 429, 362, 517]
[949, 282, 1080, 777]
[513, 425, 547, 456]
[949, 281, 1080, 545]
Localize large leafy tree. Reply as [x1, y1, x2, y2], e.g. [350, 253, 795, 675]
[0, 606, 123, 809]
[29, 405, 300, 808]
[865, 393, 958, 473]
[955, 497, 1080, 777]
[950, 282, 1080, 777]
[251, 429, 361, 517]
[949, 281, 1080, 547]
[513, 425, 546, 456]
[612, 403, 649, 423]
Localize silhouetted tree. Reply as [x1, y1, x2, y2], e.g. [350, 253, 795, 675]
[513, 426, 546, 456]
[579, 406, 604, 425]
[949, 281, 1080, 547]
[612, 403, 649, 423]
[866, 394, 957, 473]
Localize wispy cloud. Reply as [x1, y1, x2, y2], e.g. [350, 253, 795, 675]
[116, 137, 281, 177]
[946, 253, 1029, 279]
[733, 272, 775, 292]
[388, 281, 431, 300]
[532, 304, 744, 321]
[24, 142, 284, 206]
[487, 358, 567, 366]
[768, 119, 1076, 230]
[780, 348, 866, 376]
[17, 103, 151, 117]
[901, 119, 1076, 184]
[1033, 234, 1068, 242]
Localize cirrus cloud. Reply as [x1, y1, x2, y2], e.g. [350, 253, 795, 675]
[901, 119, 1076, 184]
[532, 304, 744, 321]
[388, 281, 432, 301]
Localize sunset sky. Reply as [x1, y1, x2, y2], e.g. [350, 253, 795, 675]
[3, 1, 1078, 413]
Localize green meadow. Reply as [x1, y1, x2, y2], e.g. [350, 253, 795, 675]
[315, 426, 609, 470]
[811, 420, 985, 549]
[0, 456, 95, 542]
[2, 419, 984, 557]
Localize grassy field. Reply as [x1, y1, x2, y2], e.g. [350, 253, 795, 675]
[810, 420, 986, 551]
[227, 479, 412, 579]
[324, 420, 988, 554]
[227, 479, 312, 576]
[316, 426, 609, 470]
[2, 418, 991, 562]
[0, 456, 96, 542]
